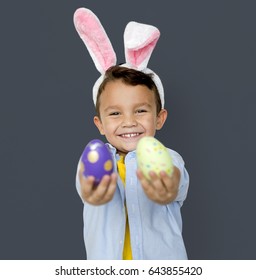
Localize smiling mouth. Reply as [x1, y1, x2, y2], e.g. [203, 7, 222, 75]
[119, 133, 142, 138]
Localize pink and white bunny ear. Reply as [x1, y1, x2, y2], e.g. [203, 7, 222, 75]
[123, 21, 165, 108]
[73, 8, 116, 74]
[124, 21, 160, 70]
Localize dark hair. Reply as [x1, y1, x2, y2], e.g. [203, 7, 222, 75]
[96, 65, 162, 117]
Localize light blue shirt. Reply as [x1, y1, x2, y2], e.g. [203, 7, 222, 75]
[76, 143, 189, 260]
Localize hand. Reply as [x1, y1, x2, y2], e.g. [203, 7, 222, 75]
[136, 166, 181, 205]
[78, 162, 117, 205]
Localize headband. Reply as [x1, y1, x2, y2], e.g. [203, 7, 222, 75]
[73, 8, 165, 108]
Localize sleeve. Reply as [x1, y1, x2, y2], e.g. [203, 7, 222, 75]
[168, 149, 190, 206]
[75, 158, 85, 203]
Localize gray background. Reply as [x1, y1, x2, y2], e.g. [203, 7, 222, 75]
[1, 0, 256, 259]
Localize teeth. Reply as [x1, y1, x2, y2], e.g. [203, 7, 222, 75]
[121, 133, 140, 138]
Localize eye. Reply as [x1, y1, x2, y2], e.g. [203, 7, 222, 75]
[109, 112, 120, 116]
[136, 109, 147, 114]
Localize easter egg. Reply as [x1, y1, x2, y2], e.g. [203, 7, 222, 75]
[136, 136, 173, 179]
[81, 139, 114, 185]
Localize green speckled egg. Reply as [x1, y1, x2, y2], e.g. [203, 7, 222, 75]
[136, 136, 173, 179]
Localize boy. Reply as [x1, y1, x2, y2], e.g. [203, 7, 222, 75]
[76, 66, 189, 259]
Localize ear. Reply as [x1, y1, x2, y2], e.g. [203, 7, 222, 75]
[156, 109, 168, 130]
[124, 21, 160, 70]
[74, 8, 117, 74]
[93, 116, 105, 135]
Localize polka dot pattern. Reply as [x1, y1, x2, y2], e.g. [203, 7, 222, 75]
[136, 136, 173, 179]
[87, 150, 99, 163]
[81, 139, 114, 185]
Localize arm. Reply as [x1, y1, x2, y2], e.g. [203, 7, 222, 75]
[137, 166, 180, 205]
[137, 149, 189, 205]
[76, 161, 117, 206]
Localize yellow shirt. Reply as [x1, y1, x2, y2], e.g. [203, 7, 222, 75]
[117, 156, 133, 260]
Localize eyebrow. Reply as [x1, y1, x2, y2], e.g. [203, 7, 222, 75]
[103, 102, 152, 113]
[103, 105, 121, 113]
[135, 102, 153, 108]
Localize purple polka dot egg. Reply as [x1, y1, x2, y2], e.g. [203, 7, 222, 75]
[81, 139, 114, 186]
[136, 136, 173, 179]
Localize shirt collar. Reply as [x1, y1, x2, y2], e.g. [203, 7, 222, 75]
[105, 143, 136, 160]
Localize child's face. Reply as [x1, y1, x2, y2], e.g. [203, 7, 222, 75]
[94, 80, 167, 156]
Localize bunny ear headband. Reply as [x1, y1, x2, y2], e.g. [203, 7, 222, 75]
[73, 8, 165, 108]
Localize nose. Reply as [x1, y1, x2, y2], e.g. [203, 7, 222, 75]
[121, 113, 137, 127]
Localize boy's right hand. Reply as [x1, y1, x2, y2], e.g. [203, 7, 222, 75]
[78, 162, 117, 205]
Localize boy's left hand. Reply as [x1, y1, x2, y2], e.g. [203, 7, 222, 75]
[136, 166, 181, 205]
